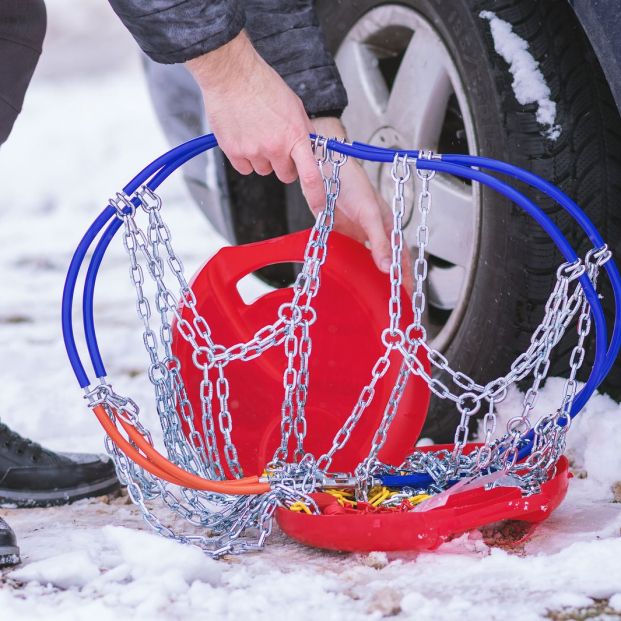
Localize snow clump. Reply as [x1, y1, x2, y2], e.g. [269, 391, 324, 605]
[480, 11, 562, 140]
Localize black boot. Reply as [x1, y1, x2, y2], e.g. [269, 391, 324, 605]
[0, 516, 19, 567]
[0, 422, 120, 507]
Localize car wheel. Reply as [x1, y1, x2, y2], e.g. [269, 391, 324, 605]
[174, 0, 621, 441]
[312, 0, 621, 440]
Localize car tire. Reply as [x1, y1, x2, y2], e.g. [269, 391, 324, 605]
[224, 0, 621, 441]
[317, 0, 621, 441]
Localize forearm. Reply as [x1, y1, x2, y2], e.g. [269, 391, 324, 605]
[243, 0, 348, 117]
[109, 2, 389, 275]
[185, 30, 255, 96]
[311, 116, 347, 140]
[107, 0, 245, 64]
[108, 0, 347, 116]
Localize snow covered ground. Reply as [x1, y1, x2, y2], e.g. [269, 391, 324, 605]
[1, 2, 621, 619]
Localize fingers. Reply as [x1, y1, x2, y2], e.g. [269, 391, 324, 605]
[228, 156, 254, 176]
[222, 140, 300, 182]
[332, 211, 367, 243]
[374, 190, 415, 295]
[400, 238, 415, 297]
[290, 135, 325, 214]
[357, 192, 393, 275]
[271, 155, 298, 184]
[229, 154, 274, 176]
[250, 156, 274, 176]
[366, 205, 415, 296]
[367, 221, 393, 275]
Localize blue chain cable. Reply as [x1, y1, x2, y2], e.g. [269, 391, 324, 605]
[62, 134, 620, 485]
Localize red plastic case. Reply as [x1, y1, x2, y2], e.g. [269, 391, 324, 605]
[173, 232, 570, 552]
[276, 449, 570, 552]
[173, 230, 431, 476]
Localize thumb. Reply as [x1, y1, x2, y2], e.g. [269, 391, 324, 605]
[290, 135, 325, 215]
[361, 206, 392, 274]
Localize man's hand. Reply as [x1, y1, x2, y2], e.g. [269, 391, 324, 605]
[186, 31, 325, 215]
[312, 117, 413, 291]
[310, 117, 392, 271]
[186, 33, 411, 288]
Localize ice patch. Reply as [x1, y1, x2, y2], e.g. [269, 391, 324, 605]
[480, 11, 561, 140]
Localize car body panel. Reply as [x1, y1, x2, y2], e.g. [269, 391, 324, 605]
[570, 0, 621, 114]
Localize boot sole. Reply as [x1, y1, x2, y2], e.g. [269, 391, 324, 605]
[0, 547, 20, 568]
[0, 476, 121, 508]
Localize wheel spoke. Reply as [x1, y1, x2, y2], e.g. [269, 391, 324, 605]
[386, 26, 453, 148]
[336, 39, 388, 141]
[428, 265, 466, 311]
[404, 175, 475, 268]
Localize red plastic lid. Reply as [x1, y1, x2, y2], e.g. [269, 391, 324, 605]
[276, 447, 570, 552]
[172, 230, 430, 476]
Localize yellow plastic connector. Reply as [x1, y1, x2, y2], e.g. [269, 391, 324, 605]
[288, 501, 312, 514]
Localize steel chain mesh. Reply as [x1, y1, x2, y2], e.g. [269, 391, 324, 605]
[89, 142, 610, 556]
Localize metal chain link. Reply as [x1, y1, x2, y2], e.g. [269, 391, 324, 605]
[95, 142, 611, 556]
[270, 138, 345, 465]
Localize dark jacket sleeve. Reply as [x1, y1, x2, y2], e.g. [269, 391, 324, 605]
[108, 0, 347, 117]
[244, 0, 347, 117]
[107, 0, 246, 64]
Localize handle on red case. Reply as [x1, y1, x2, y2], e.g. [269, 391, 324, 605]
[198, 228, 389, 337]
[210, 229, 311, 289]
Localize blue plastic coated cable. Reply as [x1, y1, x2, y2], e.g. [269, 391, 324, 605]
[68, 136, 614, 412]
[75, 141, 606, 396]
[413, 159, 608, 399]
[83, 217, 123, 379]
[331, 143, 621, 482]
[63, 134, 619, 483]
[442, 154, 621, 390]
[328, 140, 621, 478]
[333, 138, 621, 403]
[62, 205, 117, 388]
[124, 134, 217, 196]
[63, 136, 219, 387]
[81, 141, 214, 380]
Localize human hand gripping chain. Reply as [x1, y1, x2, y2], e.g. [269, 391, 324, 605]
[186, 35, 396, 280]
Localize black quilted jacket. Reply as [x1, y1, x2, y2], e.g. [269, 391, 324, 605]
[108, 0, 348, 117]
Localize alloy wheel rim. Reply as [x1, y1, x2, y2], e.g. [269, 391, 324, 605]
[335, 4, 481, 351]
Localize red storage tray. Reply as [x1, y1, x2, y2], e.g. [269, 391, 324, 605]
[277, 448, 570, 552]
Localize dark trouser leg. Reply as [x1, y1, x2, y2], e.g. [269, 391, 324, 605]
[0, 0, 47, 145]
[0, 0, 46, 569]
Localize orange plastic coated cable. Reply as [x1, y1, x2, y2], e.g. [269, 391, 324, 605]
[92, 405, 188, 486]
[115, 413, 266, 490]
[92, 405, 270, 494]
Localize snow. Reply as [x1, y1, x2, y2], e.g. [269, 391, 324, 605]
[5, 507, 621, 621]
[8, 527, 222, 616]
[0, 2, 620, 619]
[480, 11, 562, 141]
[485, 378, 621, 499]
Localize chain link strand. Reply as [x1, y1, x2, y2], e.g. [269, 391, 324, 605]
[90, 141, 611, 556]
